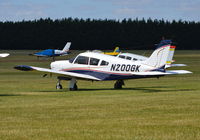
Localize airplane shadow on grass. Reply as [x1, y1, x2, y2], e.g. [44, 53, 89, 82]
[0, 94, 21, 96]
[38, 86, 195, 93]
[78, 87, 195, 93]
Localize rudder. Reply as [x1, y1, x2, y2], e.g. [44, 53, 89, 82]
[62, 42, 71, 52]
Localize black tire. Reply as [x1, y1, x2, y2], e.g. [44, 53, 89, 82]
[56, 84, 63, 89]
[74, 84, 78, 90]
[114, 82, 122, 89]
[70, 84, 78, 91]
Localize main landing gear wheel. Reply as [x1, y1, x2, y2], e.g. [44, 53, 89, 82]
[69, 83, 78, 91]
[114, 80, 125, 89]
[56, 79, 63, 90]
[56, 83, 63, 89]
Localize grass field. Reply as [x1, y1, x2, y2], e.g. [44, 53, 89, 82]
[0, 50, 200, 140]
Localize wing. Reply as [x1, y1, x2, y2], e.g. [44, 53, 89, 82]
[131, 70, 192, 76]
[0, 53, 10, 57]
[14, 65, 100, 81]
[33, 54, 49, 57]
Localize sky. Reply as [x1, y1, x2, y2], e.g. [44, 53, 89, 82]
[0, 0, 200, 22]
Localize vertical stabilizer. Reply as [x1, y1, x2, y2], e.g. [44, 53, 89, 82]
[62, 42, 71, 52]
[114, 47, 120, 53]
[143, 45, 171, 68]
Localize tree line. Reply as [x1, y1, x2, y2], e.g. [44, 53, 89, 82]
[0, 18, 199, 50]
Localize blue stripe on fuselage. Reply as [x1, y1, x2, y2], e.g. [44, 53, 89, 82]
[66, 69, 160, 81]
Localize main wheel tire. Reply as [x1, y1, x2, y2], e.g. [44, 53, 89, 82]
[70, 84, 78, 91]
[56, 84, 63, 89]
[114, 82, 122, 89]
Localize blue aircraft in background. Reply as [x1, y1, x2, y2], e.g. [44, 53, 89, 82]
[33, 42, 71, 60]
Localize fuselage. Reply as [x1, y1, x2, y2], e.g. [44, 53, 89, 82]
[34, 49, 68, 57]
[50, 52, 159, 81]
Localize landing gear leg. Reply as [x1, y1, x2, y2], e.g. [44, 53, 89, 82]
[114, 80, 125, 89]
[69, 78, 78, 91]
[56, 79, 63, 89]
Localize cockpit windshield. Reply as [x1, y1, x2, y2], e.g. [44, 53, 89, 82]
[74, 56, 89, 65]
[69, 57, 75, 63]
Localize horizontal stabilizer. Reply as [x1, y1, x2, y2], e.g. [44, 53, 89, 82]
[165, 64, 187, 68]
[131, 70, 192, 76]
[170, 64, 187, 67]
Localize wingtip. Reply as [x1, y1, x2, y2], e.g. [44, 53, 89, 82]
[14, 65, 33, 71]
[186, 71, 193, 74]
[0, 53, 10, 57]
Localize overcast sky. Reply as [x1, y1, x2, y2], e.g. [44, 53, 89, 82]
[0, 0, 200, 22]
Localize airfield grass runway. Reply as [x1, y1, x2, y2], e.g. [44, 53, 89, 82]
[0, 50, 200, 140]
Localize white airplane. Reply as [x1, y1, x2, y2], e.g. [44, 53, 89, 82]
[117, 52, 148, 61]
[0, 53, 10, 58]
[117, 40, 186, 68]
[14, 43, 192, 91]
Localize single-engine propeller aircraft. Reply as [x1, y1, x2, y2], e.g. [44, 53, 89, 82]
[92, 47, 120, 56]
[0, 53, 9, 58]
[32, 42, 71, 60]
[14, 42, 192, 91]
[104, 47, 120, 56]
[116, 40, 186, 68]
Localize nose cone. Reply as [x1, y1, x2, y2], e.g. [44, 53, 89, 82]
[50, 61, 57, 69]
[50, 60, 71, 70]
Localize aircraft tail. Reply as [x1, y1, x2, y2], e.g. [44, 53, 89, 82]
[104, 47, 120, 56]
[143, 41, 173, 68]
[165, 45, 176, 68]
[114, 47, 120, 53]
[62, 42, 71, 52]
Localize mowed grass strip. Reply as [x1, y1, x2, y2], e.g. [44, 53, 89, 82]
[0, 50, 200, 140]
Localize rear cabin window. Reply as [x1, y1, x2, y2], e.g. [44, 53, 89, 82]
[74, 56, 89, 65]
[126, 56, 132, 60]
[119, 55, 125, 59]
[100, 60, 109, 66]
[89, 58, 100, 66]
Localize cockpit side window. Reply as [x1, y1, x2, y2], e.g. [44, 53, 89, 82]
[126, 56, 132, 60]
[133, 58, 138, 61]
[100, 60, 109, 66]
[74, 56, 89, 65]
[89, 58, 100, 66]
